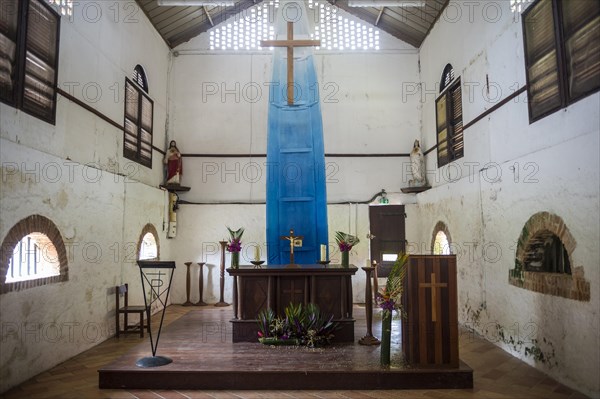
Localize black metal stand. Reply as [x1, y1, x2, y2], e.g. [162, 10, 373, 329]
[136, 261, 176, 367]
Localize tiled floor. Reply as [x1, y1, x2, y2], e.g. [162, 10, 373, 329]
[1, 305, 591, 399]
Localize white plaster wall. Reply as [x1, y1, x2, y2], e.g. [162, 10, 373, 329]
[417, 1, 600, 396]
[0, 1, 170, 392]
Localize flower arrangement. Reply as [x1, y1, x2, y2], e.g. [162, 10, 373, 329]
[335, 231, 360, 252]
[376, 252, 408, 366]
[257, 303, 337, 347]
[226, 227, 244, 252]
[376, 252, 408, 318]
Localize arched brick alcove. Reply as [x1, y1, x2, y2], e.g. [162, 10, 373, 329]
[1, 215, 68, 294]
[509, 212, 589, 301]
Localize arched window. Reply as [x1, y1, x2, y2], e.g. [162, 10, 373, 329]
[1, 215, 68, 294]
[436, 63, 464, 167]
[132, 64, 148, 93]
[137, 224, 159, 261]
[431, 221, 452, 255]
[440, 63, 455, 93]
[433, 231, 450, 255]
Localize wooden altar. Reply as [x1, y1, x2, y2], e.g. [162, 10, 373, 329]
[402, 255, 459, 368]
[227, 264, 358, 342]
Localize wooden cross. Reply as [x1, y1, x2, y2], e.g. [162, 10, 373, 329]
[282, 280, 304, 303]
[419, 273, 447, 322]
[280, 228, 303, 265]
[261, 21, 321, 105]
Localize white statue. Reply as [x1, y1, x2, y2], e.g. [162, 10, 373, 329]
[409, 139, 427, 187]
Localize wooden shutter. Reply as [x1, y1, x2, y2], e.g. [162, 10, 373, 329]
[449, 80, 463, 160]
[435, 94, 449, 167]
[523, 0, 562, 121]
[22, 0, 59, 123]
[139, 94, 153, 167]
[561, 0, 600, 102]
[124, 80, 140, 160]
[123, 78, 153, 167]
[0, 0, 19, 104]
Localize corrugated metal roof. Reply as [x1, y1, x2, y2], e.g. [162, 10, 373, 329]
[136, 0, 448, 49]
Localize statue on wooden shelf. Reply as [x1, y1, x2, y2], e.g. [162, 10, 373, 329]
[409, 139, 427, 187]
[164, 140, 183, 186]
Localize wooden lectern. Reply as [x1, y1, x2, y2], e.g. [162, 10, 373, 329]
[402, 255, 458, 368]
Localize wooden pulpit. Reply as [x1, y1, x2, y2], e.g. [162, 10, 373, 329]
[402, 255, 458, 368]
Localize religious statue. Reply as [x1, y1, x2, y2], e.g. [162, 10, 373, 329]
[409, 139, 427, 187]
[164, 140, 182, 185]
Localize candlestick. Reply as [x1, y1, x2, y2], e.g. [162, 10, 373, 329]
[194, 262, 207, 306]
[254, 245, 260, 262]
[215, 241, 230, 307]
[359, 266, 380, 346]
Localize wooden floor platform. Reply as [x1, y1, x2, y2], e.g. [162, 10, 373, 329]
[98, 306, 473, 390]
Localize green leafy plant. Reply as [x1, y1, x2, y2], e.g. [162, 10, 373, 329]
[257, 303, 337, 347]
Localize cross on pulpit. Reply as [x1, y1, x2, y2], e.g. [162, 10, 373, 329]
[261, 21, 321, 105]
[419, 273, 448, 322]
[280, 229, 303, 265]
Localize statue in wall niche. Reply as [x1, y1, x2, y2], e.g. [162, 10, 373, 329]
[164, 140, 183, 185]
[409, 139, 427, 187]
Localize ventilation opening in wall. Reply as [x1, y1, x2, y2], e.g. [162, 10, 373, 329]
[523, 230, 571, 274]
[6, 232, 60, 283]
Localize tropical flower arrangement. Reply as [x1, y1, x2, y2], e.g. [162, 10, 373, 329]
[226, 227, 244, 268]
[335, 231, 360, 252]
[226, 227, 244, 252]
[335, 231, 360, 266]
[257, 303, 338, 348]
[376, 252, 408, 318]
[376, 252, 408, 366]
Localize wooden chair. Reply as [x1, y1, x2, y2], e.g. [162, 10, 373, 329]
[115, 284, 150, 338]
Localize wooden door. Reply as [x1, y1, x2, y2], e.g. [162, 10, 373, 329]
[369, 205, 406, 277]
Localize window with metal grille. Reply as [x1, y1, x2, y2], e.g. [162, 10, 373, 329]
[523, 0, 600, 123]
[435, 69, 463, 168]
[123, 76, 153, 168]
[0, 0, 60, 124]
[132, 64, 148, 93]
[6, 233, 60, 283]
[439, 63, 455, 93]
